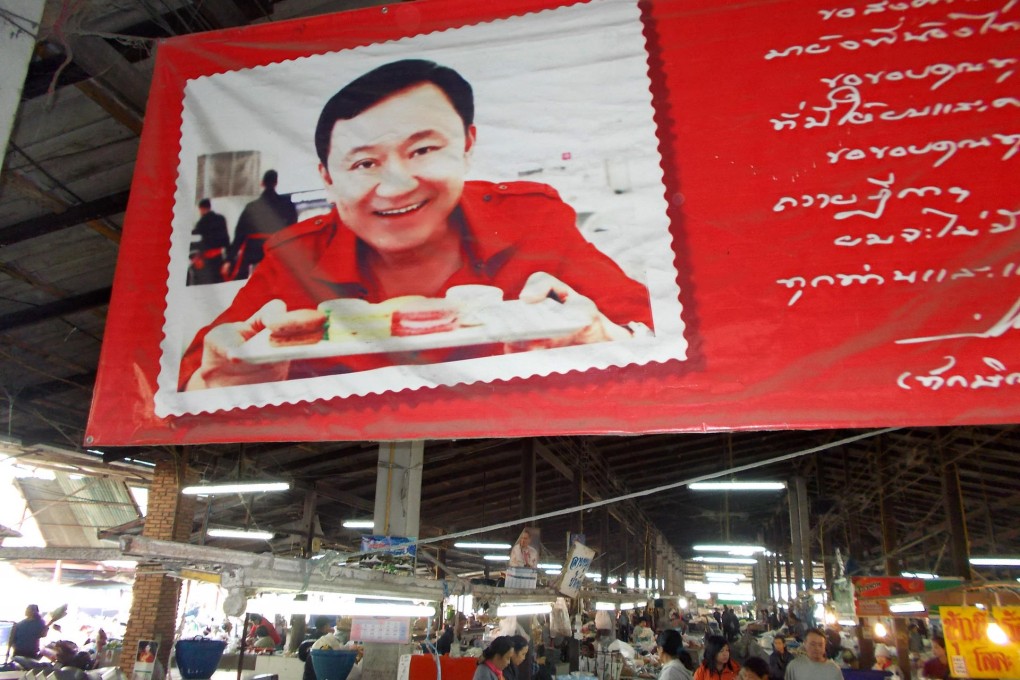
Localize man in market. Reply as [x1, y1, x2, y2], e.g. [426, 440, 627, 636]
[8, 604, 49, 660]
[223, 170, 298, 281]
[179, 58, 652, 391]
[188, 198, 230, 285]
[784, 629, 842, 680]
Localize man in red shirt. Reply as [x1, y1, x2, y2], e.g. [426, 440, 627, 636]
[180, 59, 652, 391]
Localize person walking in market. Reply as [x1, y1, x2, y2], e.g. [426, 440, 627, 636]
[694, 635, 741, 680]
[8, 605, 49, 660]
[783, 629, 842, 680]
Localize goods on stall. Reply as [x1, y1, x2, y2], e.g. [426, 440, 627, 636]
[174, 638, 226, 679]
[310, 649, 358, 680]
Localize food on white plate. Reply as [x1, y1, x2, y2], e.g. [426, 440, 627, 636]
[267, 308, 326, 347]
[444, 285, 504, 325]
[318, 298, 392, 341]
[390, 298, 460, 336]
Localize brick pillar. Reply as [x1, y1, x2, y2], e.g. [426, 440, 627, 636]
[121, 454, 197, 677]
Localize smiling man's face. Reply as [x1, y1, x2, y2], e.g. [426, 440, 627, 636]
[319, 82, 475, 257]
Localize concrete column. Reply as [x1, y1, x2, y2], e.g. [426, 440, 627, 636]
[941, 461, 973, 580]
[880, 471, 911, 680]
[795, 477, 811, 592]
[787, 480, 804, 597]
[362, 441, 424, 680]
[601, 508, 610, 585]
[120, 453, 197, 677]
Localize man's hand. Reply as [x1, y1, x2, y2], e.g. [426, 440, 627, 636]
[507, 271, 631, 352]
[185, 300, 291, 390]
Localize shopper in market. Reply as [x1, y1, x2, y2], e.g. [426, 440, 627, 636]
[768, 634, 794, 680]
[657, 629, 694, 680]
[738, 657, 770, 680]
[694, 635, 740, 680]
[473, 636, 514, 680]
[783, 629, 842, 680]
[436, 623, 456, 655]
[8, 604, 49, 660]
[921, 636, 950, 680]
[872, 644, 902, 679]
[504, 635, 529, 680]
[633, 616, 656, 650]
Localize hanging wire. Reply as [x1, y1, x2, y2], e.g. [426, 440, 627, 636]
[321, 427, 899, 565]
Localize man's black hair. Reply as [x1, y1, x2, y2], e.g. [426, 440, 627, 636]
[198, 198, 211, 209]
[262, 170, 279, 188]
[314, 59, 474, 168]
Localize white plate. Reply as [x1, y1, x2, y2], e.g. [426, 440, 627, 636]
[229, 299, 593, 364]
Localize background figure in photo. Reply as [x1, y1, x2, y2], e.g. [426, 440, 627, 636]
[224, 169, 297, 281]
[189, 198, 230, 285]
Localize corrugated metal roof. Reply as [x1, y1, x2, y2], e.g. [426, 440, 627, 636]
[15, 472, 140, 548]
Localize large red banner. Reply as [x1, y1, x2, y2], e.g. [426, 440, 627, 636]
[87, 0, 1020, 444]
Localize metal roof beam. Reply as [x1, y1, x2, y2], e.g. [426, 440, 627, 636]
[0, 287, 112, 332]
[0, 190, 129, 246]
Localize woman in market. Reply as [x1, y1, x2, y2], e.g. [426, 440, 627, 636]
[694, 635, 740, 680]
[503, 635, 530, 680]
[657, 629, 694, 680]
[768, 634, 794, 680]
[474, 636, 514, 680]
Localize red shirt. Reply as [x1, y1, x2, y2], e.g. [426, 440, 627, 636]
[179, 180, 652, 389]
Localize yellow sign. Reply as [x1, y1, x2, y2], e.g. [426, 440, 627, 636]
[942, 606, 1020, 679]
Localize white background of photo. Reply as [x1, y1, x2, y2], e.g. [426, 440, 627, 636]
[157, 0, 685, 417]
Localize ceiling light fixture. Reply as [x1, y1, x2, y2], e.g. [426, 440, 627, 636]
[338, 603, 436, 618]
[689, 481, 786, 491]
[537, 563, 562, 570]
[692, 556, 758, 565]
[888, 600, 926, 614]
[693, 546, 767, 554]
[496, 603, 552, 616]
[595, 602, 616, 611]
[969, 557, 1020, 567]
[705, 573, 743, 581]
[342, 519, 375, 529]
[182, 481, 290, 496]
[454, 542, 513, 550]
[207, 528, 274, 540]
[483, 555, 509, 561]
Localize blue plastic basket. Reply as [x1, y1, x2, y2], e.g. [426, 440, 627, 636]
[174, 638, 227, 679]
[310, 649, 358, 680]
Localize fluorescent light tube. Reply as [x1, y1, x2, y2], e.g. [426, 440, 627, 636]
[706, 573, 743, 581]
[889, 601, 925, 614]
[537, 563, 562, 570]
[901, 572, 938, 579]
[454, 542, 513, 550]
[595, 602, 616, 611]
[342, 519, 375, 529]
[338, 603, 435, 617]
[694, 545, 766, 553]
[970, 557, 1020, 566]
[496, 603, 552, 616]
[689, 481, 786, 491]
[692, 556, 758, 565]
[207, 528, 274, 540]
[182, 481, 290, 495]
[483, 555, 509, 561]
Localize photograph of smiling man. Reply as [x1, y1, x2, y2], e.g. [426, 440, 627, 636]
[155, 0, 685, 416]
[179, 59, 653, 391]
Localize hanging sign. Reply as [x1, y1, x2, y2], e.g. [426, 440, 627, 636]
[941, 606, 1020, 679]
[558, 540, 596, 598]
[86, 0, 1020, 445]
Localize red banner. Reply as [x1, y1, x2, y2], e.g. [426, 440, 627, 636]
[87, 0, 1020, 444]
